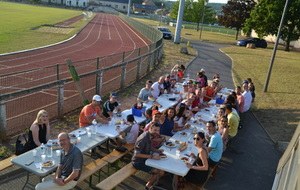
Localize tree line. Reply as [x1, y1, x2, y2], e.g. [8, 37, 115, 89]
[170, 0, 300, 51]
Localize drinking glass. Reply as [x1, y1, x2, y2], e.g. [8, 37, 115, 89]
[32, 149, 37, 157]
[56, 150, 61, 157]
[41, 155, 46, 162]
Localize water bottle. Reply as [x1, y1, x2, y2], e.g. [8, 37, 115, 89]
[46, 140, 53, 158]
[92, 119, 97, 135]
[40, 143, 45, 155]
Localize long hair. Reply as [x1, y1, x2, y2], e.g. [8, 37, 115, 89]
[175, 103, 187, 120]
[164, 107, 176, 121]
[34, 110, 49, 124]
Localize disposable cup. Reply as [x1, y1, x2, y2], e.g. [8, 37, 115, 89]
[87, 132, 92, 138]
[32, 149, 37, 157]
[41, 154, 46, 162]
[56, 150, 61, 157]
[77, 137, 81, 143]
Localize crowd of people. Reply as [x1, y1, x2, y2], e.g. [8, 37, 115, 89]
[27, 63, 255, 189]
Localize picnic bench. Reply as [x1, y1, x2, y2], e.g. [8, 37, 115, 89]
[95, 162, 137, 190]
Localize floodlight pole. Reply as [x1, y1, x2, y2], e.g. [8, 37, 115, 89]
[127, 0, 131, 16]
[263, 0, 290, 92]
[174, 0, 185, 44]
[199, 0, 208, 40]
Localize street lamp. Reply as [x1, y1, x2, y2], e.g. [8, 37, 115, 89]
[159, 3, 164, 26]
[199, 0, 208, 40]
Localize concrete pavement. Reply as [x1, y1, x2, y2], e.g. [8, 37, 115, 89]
[186, 40, 281, 190]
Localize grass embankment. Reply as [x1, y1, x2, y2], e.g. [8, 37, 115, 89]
[0, 2, 85, 54]
[134, 18, 300, 143]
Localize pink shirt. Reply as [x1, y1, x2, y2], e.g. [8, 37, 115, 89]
[237, 94, 245, 113]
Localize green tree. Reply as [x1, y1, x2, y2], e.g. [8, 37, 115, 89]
[170, 0, 217, 30]
[218, 0, 256, 40]
[244, 0, 300, 51]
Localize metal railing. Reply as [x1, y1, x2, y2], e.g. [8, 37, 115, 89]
[0, 13, 163, 137]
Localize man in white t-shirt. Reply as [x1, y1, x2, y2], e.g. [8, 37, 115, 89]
[151, 76, 165, 98]
[242, 81, 252, 112]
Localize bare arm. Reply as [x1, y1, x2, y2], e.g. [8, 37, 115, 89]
[30, 124, 42, 146]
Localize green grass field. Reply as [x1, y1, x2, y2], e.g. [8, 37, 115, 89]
[0, 2, 84, 54]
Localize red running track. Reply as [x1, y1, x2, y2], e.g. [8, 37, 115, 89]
[0, 13, 152, 135]
[0, 13, 151, 75]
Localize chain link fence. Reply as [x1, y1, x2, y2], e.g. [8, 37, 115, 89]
[0, 12, 163, 137]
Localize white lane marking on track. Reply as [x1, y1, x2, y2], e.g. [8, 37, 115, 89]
[0, 14, 104, 66]
[0, 14, 105, 71]
[107, 16, 111, 40]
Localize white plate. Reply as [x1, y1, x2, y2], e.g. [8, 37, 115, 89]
[163, 141, 177, 148]
[42, 160, 55, 168]
[71, 130, 87, 136]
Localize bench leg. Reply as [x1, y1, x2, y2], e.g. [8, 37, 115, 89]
[211, 165, 218, 180]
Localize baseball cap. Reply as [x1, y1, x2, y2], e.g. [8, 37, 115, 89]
[110, 92, 118, 97]
[242, 80, 249, 85]
[213, 78, 220, 83]
[152, 110, 161, 115]
[93, 95, 102, 102]
[200, 68, 205, 72]
[182, 82, 188, 86]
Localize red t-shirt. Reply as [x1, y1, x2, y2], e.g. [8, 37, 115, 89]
[203, 86, 214, 102]
[79, 104, 101, 127]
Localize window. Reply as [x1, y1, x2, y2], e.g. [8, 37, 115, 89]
[123, 6, 126, 9]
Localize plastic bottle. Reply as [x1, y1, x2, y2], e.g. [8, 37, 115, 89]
[40, 143, 45, 155]
[92, 119, 97, 135]
[46, 139, 53, 158]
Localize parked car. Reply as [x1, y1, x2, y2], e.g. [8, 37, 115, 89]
[157, 27, 173, 39]
[236, 38, 267, 48]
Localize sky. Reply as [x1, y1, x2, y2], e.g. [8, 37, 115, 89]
[208, 0, 228, 3]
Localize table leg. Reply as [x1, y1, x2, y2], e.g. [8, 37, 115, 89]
[22, 171, 35, 190]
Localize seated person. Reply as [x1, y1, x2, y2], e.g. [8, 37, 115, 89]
[174, 103, 191, 132]
[225, 104, 240, 138]
[180, 82, 189, 101]
[132, 123, 165, 189]
[36, 132, 83, 190]
[137, 80, 153, 103]
[144, 113, 166, 148]
[187, 80, 195, 93]
[79, 95, 109, 127]
[197, 71, 206, 88]
[185, 132, 209, 184]
[163, 75, 171, 93]
[203, 81, 217, 103]
[102, 92, 121, 118]
[116, 114, 139, 147]
[151, 76, 165, 99]
[206, 121, 223, 167]
[27, 110, 50, 150]
[217, 116, 229, 152]
[159, 107, 175, 136]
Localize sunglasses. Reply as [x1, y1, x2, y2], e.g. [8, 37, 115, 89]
[193, 137, 200, 141]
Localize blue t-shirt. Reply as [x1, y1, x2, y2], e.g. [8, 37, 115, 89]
[160, 118, 174, 136]
[208, 132, 223, 162]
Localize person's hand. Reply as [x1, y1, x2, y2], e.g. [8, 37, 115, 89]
[189, 152, 196, 158]
[186, 163, 192, 169]
[54, 178, 65, 186]
[157, 149, 164, 154]
[152, 155, 161, 160]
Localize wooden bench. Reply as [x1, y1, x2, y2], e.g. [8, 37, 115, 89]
[0, 155, 16, 171]
[183, 164, 219, 190]
[101, 143, 134, 174]
[77, 158, 108, 187]
[95, 162, 138, 190]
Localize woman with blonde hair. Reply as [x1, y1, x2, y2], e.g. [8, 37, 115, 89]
[27, 110, 51, 150]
